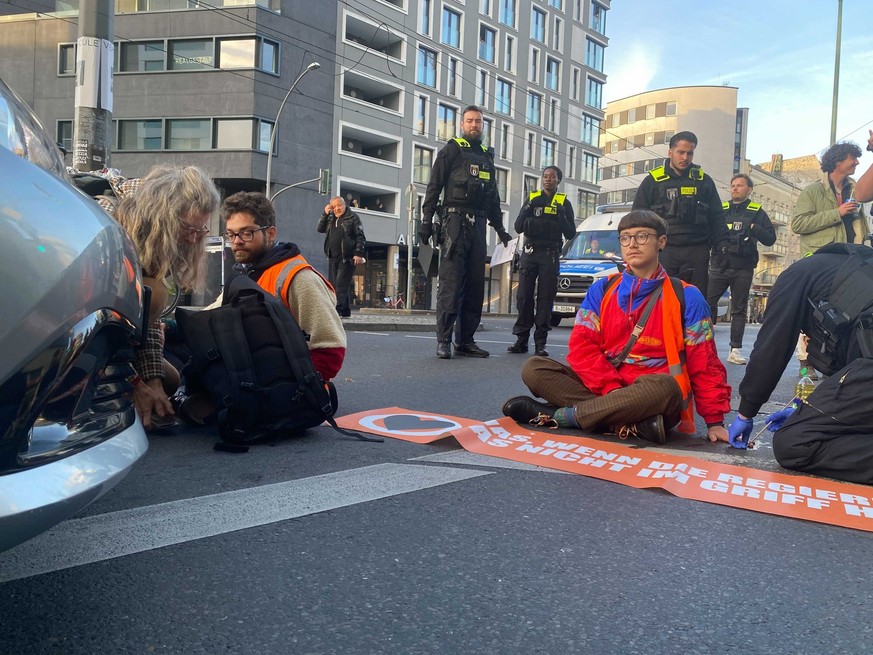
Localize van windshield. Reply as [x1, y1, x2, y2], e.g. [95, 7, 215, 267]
[563, 230, 621, 260]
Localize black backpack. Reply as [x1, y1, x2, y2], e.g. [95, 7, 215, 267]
[176, 274, 379, 450]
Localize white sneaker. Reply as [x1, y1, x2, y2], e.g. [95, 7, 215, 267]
[727, 348, 747, 365]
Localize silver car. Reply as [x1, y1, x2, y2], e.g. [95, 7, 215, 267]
[0, 78, 148, 552]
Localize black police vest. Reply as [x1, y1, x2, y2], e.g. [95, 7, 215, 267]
[724, 201, 761, 257]
[524, 190, 567, 245]
[648, 165, 708, 227]
[444, 137, 496, 209]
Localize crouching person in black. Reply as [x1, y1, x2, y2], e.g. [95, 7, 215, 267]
[728, 244, 873, 484]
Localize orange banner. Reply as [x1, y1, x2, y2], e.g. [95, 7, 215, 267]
[337, 408, 873, 533]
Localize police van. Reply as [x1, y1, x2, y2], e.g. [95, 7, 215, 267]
[550, 203, 630, 325]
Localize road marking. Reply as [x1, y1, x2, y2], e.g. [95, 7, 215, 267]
[351, 331, 391, 336]
[412, 449, 570, 473]
[402, 334, 568, 349]
[0, 464, 491, 583]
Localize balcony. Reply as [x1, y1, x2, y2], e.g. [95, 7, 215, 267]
[342, 70, 403, 113]
[344, 13, 404, 61]
[340, 123, 401, 167]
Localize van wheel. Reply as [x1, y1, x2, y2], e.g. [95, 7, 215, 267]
[549, 313, 563, 327]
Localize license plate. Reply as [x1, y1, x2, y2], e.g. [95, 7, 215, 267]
[553, 304, 577, 314]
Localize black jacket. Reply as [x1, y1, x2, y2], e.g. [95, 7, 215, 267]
[514, 189, 576, 247]
[317, 209, 366, 260]
[717, 199, 777, 269]
[738, 244, 873, 417]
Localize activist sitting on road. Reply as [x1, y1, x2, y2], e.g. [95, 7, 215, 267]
[177, 192, 346, 425]
[727, 244, 873, 484]
[502, 209, 731, 445]
[113, 164, 220, 431]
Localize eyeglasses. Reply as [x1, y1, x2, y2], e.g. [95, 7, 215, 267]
[618, 232, 659, 246]
[180, 224, 210, 237]
[223, 226, 268, 242]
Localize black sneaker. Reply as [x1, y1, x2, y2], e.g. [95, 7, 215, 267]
[617, 415, 666, 444]
[502, 396, 559, 427]
[507, 339, 529, 354]
[436, 341, 452, 359]
[454, 342, 490, 357]
[533, 345, 549, 357]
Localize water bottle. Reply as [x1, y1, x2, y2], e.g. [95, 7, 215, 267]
[794, 367, 816, 402]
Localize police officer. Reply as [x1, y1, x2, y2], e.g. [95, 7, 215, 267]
[705, 174, 776, 365]
[632, 131, 730, 294]
[727, 244, 873, 483]
[508, 165, 576, 357]
[420, 105, 511, 359]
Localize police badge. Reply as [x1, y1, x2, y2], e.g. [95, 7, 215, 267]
[666, 188, 678, 200]
[534, 207, 543, 216]
[470, 164, 479, 176]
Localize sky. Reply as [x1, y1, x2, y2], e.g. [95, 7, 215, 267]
[603, 0, 872, 177]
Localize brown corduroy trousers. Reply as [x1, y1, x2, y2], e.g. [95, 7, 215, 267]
[521, 356, 683, 432]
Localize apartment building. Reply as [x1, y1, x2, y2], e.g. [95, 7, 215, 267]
[0, 0, 608, 311]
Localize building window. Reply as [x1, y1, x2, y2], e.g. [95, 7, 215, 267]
[437, 103, 457, 141]
[259, 39, 278, 74]
[413, 145, 434, 184]
[447, 57, 459, 96]
[118, 119, 163, 150]
[529, 47, 540, 83]
[169, 39, 213, 70]
[495, 167, 509, 199]
[586, 77, 603, 109]
[541, 138, 556, 167]
[257, 120, 273, 152]
[526, 91, 542, 126]
[217, 38, 256, 69]
[504, 35, 515, 72]
[553, 17, 562, 49]
[415, 95, 428, 135]
[495, 78, 512, 115]
[664, 130, 675, 144]
[581, 114, 600, 146]
[167, 118, 211, 149]
[590, 1, 607, 35]
[479, 25, 496, 63]
[119, 41, 163, 72]
[500, 123, 510, 159]
[646, 104, 655, 119]
[531, 7, 546, 42]
[480, 0, 491, 15]
[577, 190, 597, 218]
[545, 57, 560, 91]
[441, 7, 461, 48]
[585, 38, 604, 72]
[548, 0, 562, 9]
[524, 174, 538, 197]
[214, 118, 255, 149]
[525, 132, 535, 166]
[582, 153, 598, 183]
[419, 0, 431, 35]
[499, 0, 516, 27]
[627, 107, 637, 124]
[58, 44, 76, 75]
[666, 101, 677, 116]
[57, 120, 73, 153]
[416, 46, 437, 87]
[482, 117, 494, 148]
[609, 112, 620, 128]
[571, 67, 579, 100]
[477, 70, 488, 106]
[548, 98, 558, 132]
[567, 145, 576, 179]
[645, 132, 655, 146]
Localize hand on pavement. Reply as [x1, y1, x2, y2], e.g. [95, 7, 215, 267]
[133, 378, 174, 431]
[707, 425, 729, 443]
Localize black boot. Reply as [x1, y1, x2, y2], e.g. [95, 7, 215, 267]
[534, 341, 549, 357]
[436, 341, 452, 359]
[616, 415, 666, 444]
[454, 342, 490, 357]
[507, 337, 528, 354]
[502, 396, 559, 426]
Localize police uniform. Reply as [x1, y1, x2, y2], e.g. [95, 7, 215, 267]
[421, 136, 509, 356]
[632, 163, 729, 293]
[705, 199, 776, 349]
[737, 244, 873, 483]
[510, 189, 576, 354]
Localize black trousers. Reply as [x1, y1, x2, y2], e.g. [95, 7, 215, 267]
[706, 265, 754, 348]
[659, 242, 710, 295]
[512, 247, 560, 345]
[328, 257, 355, 317]
[436, 217, 486, 344]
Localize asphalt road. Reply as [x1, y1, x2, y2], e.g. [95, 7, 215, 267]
[2, 318, 870, 655]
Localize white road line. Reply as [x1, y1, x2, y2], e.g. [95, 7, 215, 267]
[351, 331, 391, 336]
[402, 334, 568, 348]
[0, 464, 491, 583]
[411, 449, 570, 473]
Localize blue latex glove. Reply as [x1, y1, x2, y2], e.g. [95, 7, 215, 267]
[766, 403, 797, 432]
[728, 416, 754, 449]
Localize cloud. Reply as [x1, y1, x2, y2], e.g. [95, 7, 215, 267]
[603, 42, 660, 103]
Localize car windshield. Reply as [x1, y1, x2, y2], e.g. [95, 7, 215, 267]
[562, 230, 621, 260]
[0, 78, 68, 180]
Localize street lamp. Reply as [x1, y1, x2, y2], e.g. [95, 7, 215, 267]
[265, 61, 321, 201]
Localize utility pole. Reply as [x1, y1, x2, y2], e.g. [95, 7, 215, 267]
[406, 182, 415, 309]
[73, 0, 114, 171]
[830, 0, 843, 145]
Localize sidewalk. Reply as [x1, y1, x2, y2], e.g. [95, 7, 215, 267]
[344, 309, 516, 332]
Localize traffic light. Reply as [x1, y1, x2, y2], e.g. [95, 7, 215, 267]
[318, 168, 331, 195]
